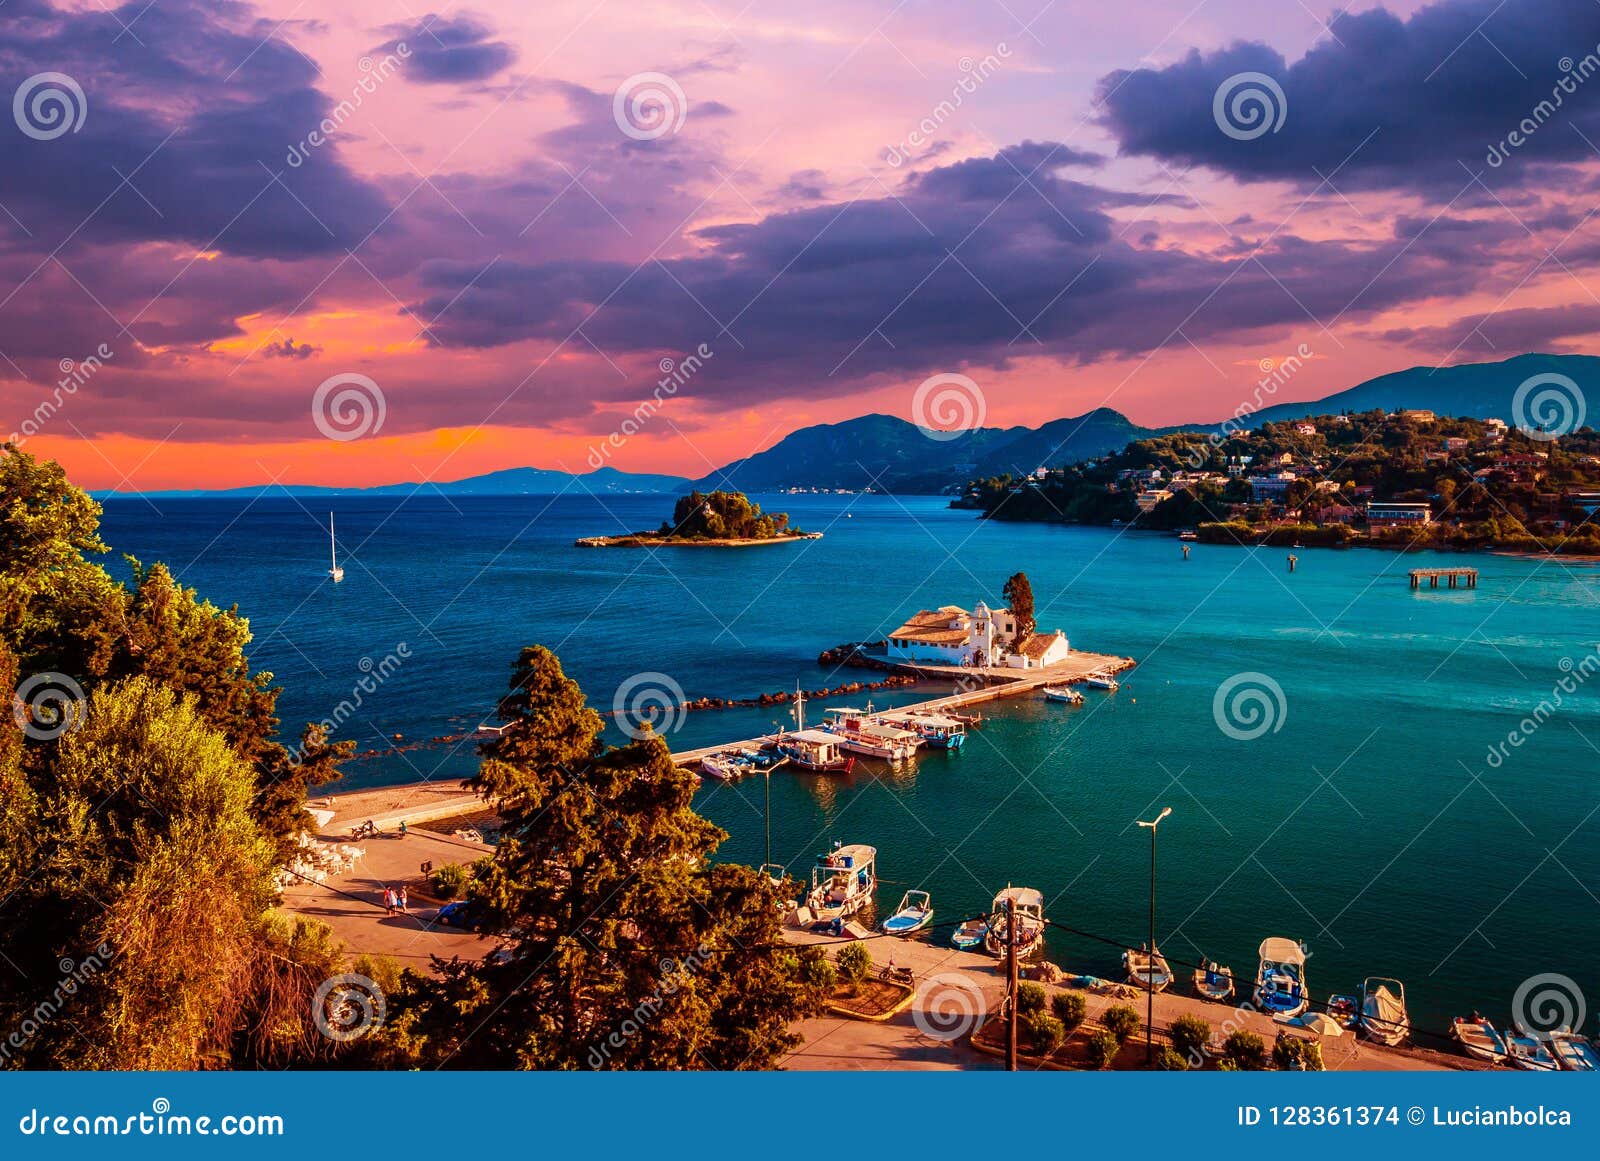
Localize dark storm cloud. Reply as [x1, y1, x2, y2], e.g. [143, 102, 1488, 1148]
[373, 12, 516, 83]
[1378, 302, 1600, 355]
[1097, 0, 1600, 194]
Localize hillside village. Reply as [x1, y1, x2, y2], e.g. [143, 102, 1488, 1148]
[959, 410, 1600, 552]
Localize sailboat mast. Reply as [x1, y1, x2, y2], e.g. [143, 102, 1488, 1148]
[329, 513, 337, 569]
[795, 681, 805, 732]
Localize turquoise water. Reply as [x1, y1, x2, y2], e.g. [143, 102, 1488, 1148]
[96, 493, 1600, 1039]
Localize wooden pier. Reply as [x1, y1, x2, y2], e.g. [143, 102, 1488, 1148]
[1409, 567, 1478, 590]
[670, 649, 1136, 767]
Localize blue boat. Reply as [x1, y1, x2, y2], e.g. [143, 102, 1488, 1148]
[881, 890, 934, 936]
[879, 711, 966, 750]
[1253, 937, 1309, 1018]
[950, 916, 988, 950]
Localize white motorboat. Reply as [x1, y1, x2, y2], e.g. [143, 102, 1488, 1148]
[1359, 976, 1409, 1046]
[1506, 1024, 1560, 1071]
[881, 889, 934, 936]
[803, 843, 876, 925]
[1042, 686, 1082, 704]
[699, 751, 750, 782]
[1084, 673, 1119, 691]
[1124, 944, 1173, 992]
[1550, 1030, 1600, 1071]
[1450, 1014, 1509, 1064]
[1253, 937, 1309, 1019]
[983, 886, 1046, 960]
[877, 711, 966, 749]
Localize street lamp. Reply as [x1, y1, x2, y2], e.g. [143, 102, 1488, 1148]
[1134, 806, 1172, 1067]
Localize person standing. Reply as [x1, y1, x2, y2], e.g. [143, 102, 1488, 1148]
[398, 885, 408, 914]
[382, 886, 395, 914]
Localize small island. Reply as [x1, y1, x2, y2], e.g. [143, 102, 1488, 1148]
[576, 490, 822, 547]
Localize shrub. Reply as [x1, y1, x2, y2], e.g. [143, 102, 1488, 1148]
[1024, 1011, 1066, 1056]
[803, 955, 837, 991]
[1017, 981, 1047, 1014]
[836, 942, 872, 985]
[1051, 990, 1086, 1029]
[1102, 1004, 1141, 1043]
[1155, 1046, 1189, 1072]
[1273, 1035, 1325, 1072]
[430, 863, 471, 900]
[1222, 1030, 1266, 1071]
[1169, 1013, 1211, 1061]
[1087, 1029, 1120, 1069]
[1216, 1057, 1239, 1072]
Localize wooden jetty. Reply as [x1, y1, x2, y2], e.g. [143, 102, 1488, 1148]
[1409, 567, 1478, 590]
[670, 649, 1135, 767]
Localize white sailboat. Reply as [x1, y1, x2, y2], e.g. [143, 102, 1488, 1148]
[327, 513, 344, 583]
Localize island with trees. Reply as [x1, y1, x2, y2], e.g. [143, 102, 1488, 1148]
[576, 489, 822, 547]
[956, 411, 1600, 555]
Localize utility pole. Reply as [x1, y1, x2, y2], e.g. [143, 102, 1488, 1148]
[764, 766, 772, 870]
[1135, 807, 1172, 1067]
[1005, 895, 1018, 1071]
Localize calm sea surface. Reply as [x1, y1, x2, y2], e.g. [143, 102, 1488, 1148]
[97, 492, 1600, 1037]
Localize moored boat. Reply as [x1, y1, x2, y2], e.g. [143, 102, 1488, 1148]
[950, 916, 988, 951]
[1193, 959, 1234, 1002]
[983, 886, 1046, 960]
[776, 729, 855, 772]
[1084, 673, 1119, 691]
[1042, 686, 1082, 704]
[878, 711, 966, 750]
[1253, 938, 1309, 1019]
[1506, 1024, 1560, 1071]
[700, 751, 751, 781]
[804, 843, 876, 925]
[1178, 529, 1198, 541]
[1450, 1013, 1509, 1064]
[1327, 993, 1360, 1029]
[881, 889, 934, 936]
[1359, 976, 1409, 1046]
[1124, 944, 1173, 992]
[1550, 1030, 1600, 1071]
[821, 706, 922, 761]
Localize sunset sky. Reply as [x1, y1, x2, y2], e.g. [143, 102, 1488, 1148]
[5, 0, 1600, 489]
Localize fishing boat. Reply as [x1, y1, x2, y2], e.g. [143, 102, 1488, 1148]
[1450, 1014, 1509, 1064]
[950, 917, 988, 951]
[983, 886, 1046, 960]
[1124, 944, 1173, 992]
[776, 729, 855, 772]
[1549, 1030, 1600, 1071]
[1358, 977, 1409, 1046]
[878, 711, 966, 750]
[1192, 959, 1234, 1002]
[881, 889, 934, 936]
[820, 706, 921, 761]
[1177, 529, 1198, 541]
[1253, 938, 1309, 1019]
[327, 513, 344, 583]
[1506, 1024, 1560, 1071]
[1084, 673, 1119, 691]
[1042, 686, 1082, 704]
[804, 843, 876, 924]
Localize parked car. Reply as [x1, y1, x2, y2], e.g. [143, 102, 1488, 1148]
[435, 900, 486, 932]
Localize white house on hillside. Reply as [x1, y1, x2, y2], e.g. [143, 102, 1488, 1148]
[885, 601, 1070, 669]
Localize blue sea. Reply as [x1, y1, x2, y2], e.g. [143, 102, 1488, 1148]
[97, 492, 1600, 1040]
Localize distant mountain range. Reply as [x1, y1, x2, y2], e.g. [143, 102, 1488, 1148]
[95, 353, 1600, 499]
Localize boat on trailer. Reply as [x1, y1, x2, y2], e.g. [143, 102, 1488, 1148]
[776, 729, 855, 773]
[1506, 1024, 1560, 1071]
[1450, 1014, 1509, 1064]
[804, 843, 876, 926]
[950, 916, 988, 951]
[1193, 959, 1235, 1002]
[1124, 944, 1173, 992]
[1042, 686, 1082, 704]
[1550, 1030, 1600, 1071]
[983, 886, 1046, 961]
[878, 711, 966, 750]
[1253, 938, 1310, 1019]
[1084, 673, 1119, 691]
[1359, 976, 1409, 1046]
[881, 889, 934, 936]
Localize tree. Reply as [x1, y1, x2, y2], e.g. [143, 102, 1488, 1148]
[1170, 1013, 1211, 1061]
[1051, 990, 1086, 1028]
[836, 941, 872, 986]
[388, 645, 823, 1070]
[1102, 1003, 1140, 1043]
[1222, 1029, 1266, 1070]
[1002, 571, 1035, 642]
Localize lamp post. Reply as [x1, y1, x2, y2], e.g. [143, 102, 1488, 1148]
[1135, 806, 1172, 1067]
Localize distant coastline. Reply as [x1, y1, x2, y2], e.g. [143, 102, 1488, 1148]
[575, 531, 823, 548]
